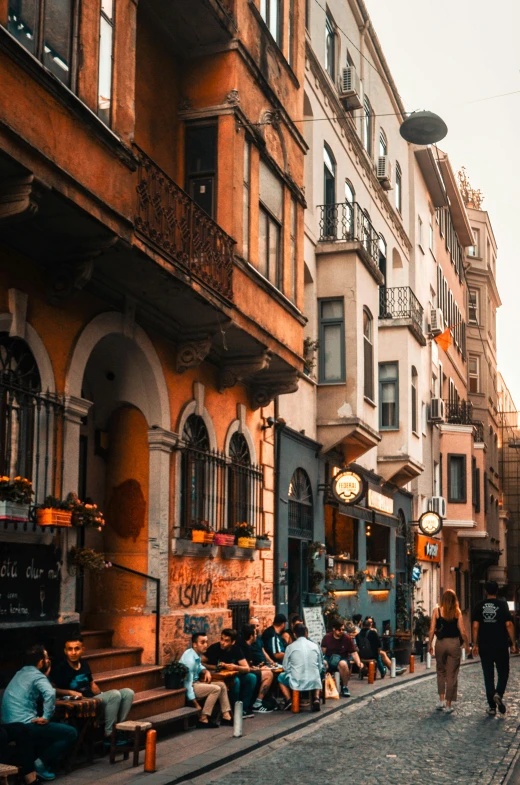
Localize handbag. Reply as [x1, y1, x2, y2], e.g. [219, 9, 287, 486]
[435, 608, 445, 640]
[324, 672, 339, 699]
[328, 653, 342, 669]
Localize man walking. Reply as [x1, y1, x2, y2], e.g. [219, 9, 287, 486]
[472, 580, 516, 715]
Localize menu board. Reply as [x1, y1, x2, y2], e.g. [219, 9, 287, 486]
[303, 606, 326, 645]
[0, 542, 62, 622]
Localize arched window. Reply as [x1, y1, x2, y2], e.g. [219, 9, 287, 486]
[411, 366, 418, 434]
[363, 309, 374, 401]
[345, 179, 355, 237]
[345, 179, 355, 204]
[180, 414, 211, 532]
[288, 468, 313, 538]
[379, 129, 388, 157]
[396, 161, 402, 213]
[325, 11, 336, 80]
[323, 144, 336, 237]
[228, 432, 253, 529]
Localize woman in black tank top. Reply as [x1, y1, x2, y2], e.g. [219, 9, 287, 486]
[428, 589, 469, 713]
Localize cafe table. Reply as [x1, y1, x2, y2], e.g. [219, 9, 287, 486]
[54, 698, 102, 765]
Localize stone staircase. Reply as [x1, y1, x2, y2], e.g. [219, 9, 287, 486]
[82, 630, 186, 722]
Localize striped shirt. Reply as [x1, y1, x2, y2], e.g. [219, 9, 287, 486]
[282, 637, 324, 691]
[262, 626, 286, 658]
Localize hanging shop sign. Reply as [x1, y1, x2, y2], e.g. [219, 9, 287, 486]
[332, 470, 365, 506]
[415, 533, 441, 563]
[367, 488, 394, 515]
[418, 510, 442, 537]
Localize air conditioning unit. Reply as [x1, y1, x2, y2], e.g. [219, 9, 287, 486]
[430, 307, 444, 336]
[427, 496, 447, 519]
[429, 398, 445, 423]
[338, 67, 363, 110]
[376, 156, 393, 190]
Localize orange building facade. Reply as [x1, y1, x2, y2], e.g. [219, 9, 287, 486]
[0, 0, 307, 665]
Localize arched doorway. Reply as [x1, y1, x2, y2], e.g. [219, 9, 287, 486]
[287, 468, 314, 614]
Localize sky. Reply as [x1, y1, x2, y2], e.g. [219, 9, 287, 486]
[366, 0, 520, 405]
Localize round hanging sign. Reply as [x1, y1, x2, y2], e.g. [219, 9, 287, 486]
[418, 511, 442, 537]
[332, 470, 365, 506]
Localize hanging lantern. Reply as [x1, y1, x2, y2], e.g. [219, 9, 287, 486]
[399, 111, 448, 145]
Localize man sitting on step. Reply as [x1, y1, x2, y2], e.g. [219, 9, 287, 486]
[180, 633, 233, 728]
[50, 636, 134, 745]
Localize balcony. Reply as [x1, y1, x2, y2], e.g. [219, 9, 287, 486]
[379, 286, 425, 346]
[445, 400, 473, 425]
[142, 0, 236, 58]
[317, 201, 383, 283]
[134, 147, 234, 302]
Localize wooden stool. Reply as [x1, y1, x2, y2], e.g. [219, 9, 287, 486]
[110, 721, 152, 767]
[0, 763, 19, 785]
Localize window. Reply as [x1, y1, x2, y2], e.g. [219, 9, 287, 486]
[472, 457, 480, 512]
[319, 299, 345, 383]
[379, 362, 398, 429]
[305, 0, 310, 29]
[185, 125, 218, 219]
[243, 140, 250, 259]
[260, 0, 281, 46]
[429, 217, 434, 252]
[448, 454, 466, 503]
[180, 414, 211, 532]
[228, 432, 256, 530]
[288, 468, 313, 538]
[395, 162, 402, 213]
[379, 130, 388, 157]
[259, 160, 283, 288]
[345, 179, 355, 204]
[97, 0, 114, 123]
[418, 216, 424, 251]
[363, 309, 374, 401]
[366, 522, 390, 564]
[325, 12, 335, 80]
[411, 366, 418, 434]
[323, 145, 336, 237]
[345, 180, 355, 236]
[468, 228, 480, 257]
[363, 96, 373, 156]
[8, 0, 74, 86]
[468, 288, 479, 324]
[469, 355, 480, 393]
[289, 198, 297, 302]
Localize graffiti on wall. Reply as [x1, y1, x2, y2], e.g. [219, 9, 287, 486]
[178, 579, 213, 608]
[183, 614, 210, 634]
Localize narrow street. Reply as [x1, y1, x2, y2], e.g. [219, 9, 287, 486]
[205, 661, 520, 785]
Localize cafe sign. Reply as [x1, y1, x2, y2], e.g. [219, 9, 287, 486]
[332, 470, 365, 506]
[415, 533, 441, 563]
[367, 488, 393, 515]
[418, 510, 442, 537]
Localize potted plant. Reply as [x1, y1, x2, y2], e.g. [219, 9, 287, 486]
[68, 546, 111, 575]
[214, 529, 236, 547]
[255, 532, 272, 550]
[163, 659, 189, 690]
[307, 568, 324, 604]
[69, 494, 105, 530]
[0, 476, 33, 521]
[190, 521, 215, 544]
[36, 495, 73, 528]
[234, 522, 256, 548]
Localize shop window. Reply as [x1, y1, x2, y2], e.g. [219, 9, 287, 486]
[325, 506, 358, 577]
[448, 454, 466, 503]
[288, 468, 313, 538]
[259, 160, 284, 288]
[366, 522, 390, 565]
[98, 0, 114, 124]
[8, 0, 74, 86]
[185, 124, 218, 219]
[319, 298, 345, 383]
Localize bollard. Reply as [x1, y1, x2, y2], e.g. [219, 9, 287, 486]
[462, 647, 466, 662]
[144, 729, 157, 773]
[409, 654, 415, 673]
[322, 678, 327, 704]
[426, 652, 432, 669]
[334, 672, 341, 694]
[368, 661, 375, 684]
[390, 657, 396, 678]
[233, 701, 243, 738]
[292, 690, 300, 713]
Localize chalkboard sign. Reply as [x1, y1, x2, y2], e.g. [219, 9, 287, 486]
[303, 607, 326, 645]
[0, 542, 62, 622]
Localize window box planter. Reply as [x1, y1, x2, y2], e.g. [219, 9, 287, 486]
[191, 530, 215, 544]
[171, 537, 218, 557]
[214, 532, 236, 547]
[0, 500, 30, 522]
[220, 545, 259, 561]
[328, 578, 356, 592]
[36, 508, 73, 527]
[237, 536, 256, 548]
[255, 536, 272, 550]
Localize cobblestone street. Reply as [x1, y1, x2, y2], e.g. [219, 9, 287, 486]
[205, 660, 520, 785]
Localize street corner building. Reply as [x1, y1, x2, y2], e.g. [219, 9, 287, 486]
[0, 0, 309, 684]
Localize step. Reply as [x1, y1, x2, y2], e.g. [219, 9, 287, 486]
[128, 687, 186, 720]
[81, 630, 114, 651]
[83, 647, 143, 673]
[94, 665, 164, 693]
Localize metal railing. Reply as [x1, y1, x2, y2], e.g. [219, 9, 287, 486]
[134, 146, 234, 301]
[473, 420, 485, 443]
[110, 563, 161, 665]
[445, 400, 474, 425]
[379, 286, 424, 336]
[317, 201, 380, 266]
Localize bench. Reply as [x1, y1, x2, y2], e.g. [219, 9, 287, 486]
[147, 707, 199, 732]
[110, 708, 199, 767]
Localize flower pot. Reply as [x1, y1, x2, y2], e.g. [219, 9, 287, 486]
[0, 500, 30, 522]
[164, 673, 184, 690]
[214, 533, 235, 546]
[36, 508, 72, 527]
[191, 530, 215, 544]
[237, 536, 256, 548]
[255, 537, 271, 550]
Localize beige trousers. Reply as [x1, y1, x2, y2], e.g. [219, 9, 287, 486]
[435, 637, 461, 701]
[193, 681, 231, 717]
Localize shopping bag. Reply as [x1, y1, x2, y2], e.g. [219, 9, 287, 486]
[324, 672, 339, 699]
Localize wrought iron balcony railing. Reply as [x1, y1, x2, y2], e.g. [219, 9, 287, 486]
[379, 286, 424, 343]
[444, 399, 474, 425]
[317, 200, 380, 267]
[134, 146, 234, 301]
[473, 420, 485, 443]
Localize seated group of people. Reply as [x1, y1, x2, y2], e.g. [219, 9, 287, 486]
[0, 637, 134, 782]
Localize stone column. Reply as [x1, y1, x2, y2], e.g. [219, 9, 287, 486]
[148, 427, 177, 614]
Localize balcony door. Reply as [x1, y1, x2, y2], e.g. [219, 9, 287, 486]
[185, 124, 217, 219]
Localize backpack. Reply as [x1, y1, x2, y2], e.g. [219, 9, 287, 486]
[356, 629, 375, 660]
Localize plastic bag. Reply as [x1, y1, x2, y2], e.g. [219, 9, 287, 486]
[324, 672, 339, 699]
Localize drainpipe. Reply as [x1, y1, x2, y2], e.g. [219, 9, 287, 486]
[273, 397, 286, 612]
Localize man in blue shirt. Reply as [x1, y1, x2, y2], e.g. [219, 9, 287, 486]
[262, 614, 287, 662]
[179, 633, 233, 728]
[1, 645, 77, 779]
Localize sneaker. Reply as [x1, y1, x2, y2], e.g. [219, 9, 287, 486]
[281, 699, 292, 711]
[445, 706, 454, 714]
[341, 687, 351, 698]
[436, 701, 445, 711]
[242, 711, 255, 719]
[252, 700, 263, 710]
[33, 762, 55, 781]
[311, 700, 321, 712]
[253, 704, 274, 713]
[494, 693, 506, 714]
[487, 706, 497, 716]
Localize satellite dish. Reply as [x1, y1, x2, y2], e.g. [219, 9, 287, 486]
[399, 111, 448, 145]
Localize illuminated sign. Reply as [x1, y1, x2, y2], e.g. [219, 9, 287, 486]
[415, 533, 441, 563]
[332, 470, 365, 505]
[418, 511, 442, 537]
[367, 489, 393, 515]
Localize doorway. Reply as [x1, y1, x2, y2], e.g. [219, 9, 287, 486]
[288, 538, 309, 616]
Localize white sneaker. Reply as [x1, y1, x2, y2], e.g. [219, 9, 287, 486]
[445, 706, 454, 714]
[436, 701, 445, 711]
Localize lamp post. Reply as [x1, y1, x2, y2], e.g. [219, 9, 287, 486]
[400, 111, 448, 145]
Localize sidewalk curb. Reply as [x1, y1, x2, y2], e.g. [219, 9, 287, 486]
[127, 659, 480, 785]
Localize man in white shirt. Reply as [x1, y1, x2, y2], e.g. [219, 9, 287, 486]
[279, 624, 324, 712]
[179, 633, 233, 728]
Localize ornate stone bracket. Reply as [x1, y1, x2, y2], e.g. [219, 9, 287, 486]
[226, 89, 240, 105]
[47, 236, 118, 305]
[175, 335, 213, 373]
[218, 349, 272, 392]
[250, 369, 299, 410]
[148, 427, 178, 453]
[0, 175, 48, 221]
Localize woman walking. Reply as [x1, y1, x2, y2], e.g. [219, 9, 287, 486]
[428, 589, 469, 713]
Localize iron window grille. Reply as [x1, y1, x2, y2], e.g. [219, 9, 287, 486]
[228, 600, 250, 633]
[288, 468, 313, 539]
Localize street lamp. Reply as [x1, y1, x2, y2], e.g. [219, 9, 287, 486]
[400, 111, 448, 145]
